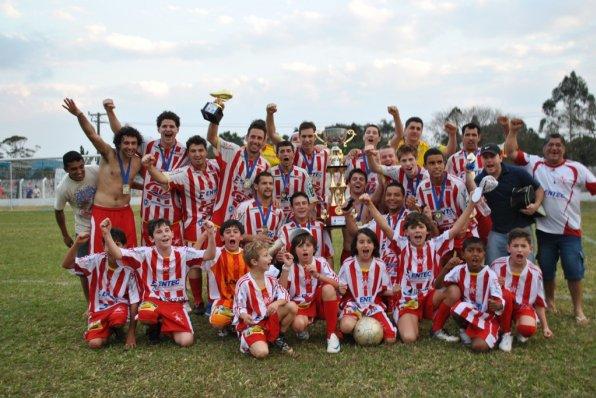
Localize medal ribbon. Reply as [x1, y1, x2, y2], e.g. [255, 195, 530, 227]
[301, 149, 315, 174]
[430, 174, 447, 211]
[243, 149, 257, 182]
[406, 172, 422, 196]
[255, 197, 272, 229]
[361, 152, 370, 175]
[280, 168, 291, 195]
[116, 151, 132, 186]
[158, 142, 175, 171]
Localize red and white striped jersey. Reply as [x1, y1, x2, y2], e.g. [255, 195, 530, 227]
[233, 272, 290, 324]
[490, 256, 546, 308]
[168, 160, 220, 242]
[212, 139, 270, 225]
[286, 257, 338, 305]
[234, 198, 285, 240]
[279, 219, 334, 259]
[293, 147, 328, 203]
[393, 230, 453, 304]
[345, 151, 380, 195]
[120, 246, 205, 302]
[444, 264, 504, 313]
[141, 139, 188, 225]
[270, 165, 316, 219]
[74, 253, 140, 314]
[515, 152, 596, 236]
[447, 149, 484, 180]
[338, 257, 390, 312]
[363, 209, 408, 281]
[416, 173, 476, 234]
[380, 165, 429, 197]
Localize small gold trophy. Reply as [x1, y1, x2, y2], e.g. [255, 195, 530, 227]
[201, 90, 233, 125]
[317, 127, 356, 227]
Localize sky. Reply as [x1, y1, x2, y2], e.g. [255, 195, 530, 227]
[1, 0, 595, 157]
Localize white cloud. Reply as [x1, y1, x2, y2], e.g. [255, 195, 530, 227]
[188, 7, 209, 16]
[244, 15, 281, 35]
[85, 24, 107, 37]
[413, 0, 456, 12]
[137, 81, 170, 96]
[292, 10, 322, 20]
[53, 10, 74, 21]
[281, 62, 318, 73]
[1, 1, 20, 18]
[347, 0, 393, 23]
[552, 15, 583, 30]
[105, 33, 177, 54]
[217, 15, 234, 25]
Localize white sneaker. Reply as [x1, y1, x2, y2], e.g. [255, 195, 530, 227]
[433, 329, 460, 343]
[217, 328, 229, 338]
[517, 334, 529, 343]
[326, 333, 341, 353]
[459, 329, 471, 345]
[296, 330, 310, 341]
[499, 332, 513, 352]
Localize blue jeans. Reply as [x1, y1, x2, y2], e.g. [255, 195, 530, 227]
[487, 227, 535, 265]
[536, 230, 585, 281]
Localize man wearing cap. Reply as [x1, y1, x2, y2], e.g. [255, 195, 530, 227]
[474, 142, 544, 264]
[504, 119, 595, 324]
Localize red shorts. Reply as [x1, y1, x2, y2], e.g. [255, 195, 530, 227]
[142, 220, 183, 246]
[238, 314, 281, 354]
[397, 289, 436, 321]
[137, 298, 193, 334]
[296, 288, 326, 320]
[465, 318, 500, 349]
[476, 212, 492, 244]
[84, 303, 128, 341]
[90, 204, 137, 253]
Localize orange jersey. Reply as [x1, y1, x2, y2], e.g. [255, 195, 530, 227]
[202, 247, 248, 307]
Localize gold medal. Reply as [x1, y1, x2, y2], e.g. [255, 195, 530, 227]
[243, 179, 252, 189]
[434, 211, 443, 222]
[122, 184, 130, 195]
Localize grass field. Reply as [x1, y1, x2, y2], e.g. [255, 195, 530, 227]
[1, 204, 595, 397]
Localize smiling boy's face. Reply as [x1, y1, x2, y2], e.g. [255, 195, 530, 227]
[463, 244, 485, 271]
[150, 223, 173, 249]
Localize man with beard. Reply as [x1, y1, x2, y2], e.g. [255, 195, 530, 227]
[234, 171, 285, 243]
[505, 120, 595, 325]
[103, 99, 188, 246]
[270, 141, 316, 220]
[62, 98, 142, 253]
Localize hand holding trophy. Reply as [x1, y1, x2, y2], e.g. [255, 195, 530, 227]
[201, 90, 233, 125]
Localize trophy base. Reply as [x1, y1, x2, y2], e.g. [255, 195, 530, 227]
[201, 102, 224, 125]
[323, 205, 346, 228]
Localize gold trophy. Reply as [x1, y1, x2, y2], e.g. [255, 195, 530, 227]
[317, 127, 356, 227]
[201, 90, 233, 125]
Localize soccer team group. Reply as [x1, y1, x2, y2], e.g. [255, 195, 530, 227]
[54, 97, 595, 358]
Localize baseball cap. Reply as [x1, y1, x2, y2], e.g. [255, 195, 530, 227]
[480, 143, 501, 156]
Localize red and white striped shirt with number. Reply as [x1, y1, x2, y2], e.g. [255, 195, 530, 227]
[120, 246, 205, 302]
[141, 139, 188, 225]
[287, 257, 338, 305]
[380, 165, 429, 197]
[279, 219, 334, 259]
[233, 272, 290, 324]
[363, 210, 408, 282]
[74, 253, 140, 314]
[444, 264, 504, 314]
[490, 256, 546, 308]
[393, 230, 453, 306]
[234, 199, 285, 240]
[515, 151, 596, 236]
[293, 148, 328, 204]
[416, 173, 477, 234]
[212, 139, 270, 225]
[168, 160, 220, 242]
[270, 165, 316, 219]
[345, 152, 380, 195]
[338, 257, 390, 315]
[447, 149, 484, 180]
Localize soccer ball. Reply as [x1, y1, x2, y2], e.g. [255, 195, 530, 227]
[353, 317, 384, 346]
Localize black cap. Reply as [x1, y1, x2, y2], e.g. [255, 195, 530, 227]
[480, 143, 501, 156]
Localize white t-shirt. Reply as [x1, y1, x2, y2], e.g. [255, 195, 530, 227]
[54, 165, 99, 234]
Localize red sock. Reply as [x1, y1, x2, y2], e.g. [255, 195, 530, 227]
[431, 302, 451, 333]
[517, 323, 536, 337]
[323, 299, 339, 338]
[500, 290, 514, 333]
[189, 275, 203, 306]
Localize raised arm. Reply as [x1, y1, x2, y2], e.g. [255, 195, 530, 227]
[447, 199, 475, 240]
[387, 105, 404, 150]
[504, 118, 523, 160]
[206, 100, 223, 150]
[141, 154, 169, 185]
[444, 122, 458, 157]
[61, 234, 90, 269]
[360, 194, 394, 239]
[62, 98, 112, 157]
[266, 103, 282, 145]
[364, 146, 383, 174]
[100, 218, 123, 260]
[102, 98, 123, 134]
[202, 221, 217, 261]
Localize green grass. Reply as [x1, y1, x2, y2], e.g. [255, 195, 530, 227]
[1, 204, 595, 397]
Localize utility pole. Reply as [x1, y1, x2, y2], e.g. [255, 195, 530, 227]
[88, 112, 107, 156]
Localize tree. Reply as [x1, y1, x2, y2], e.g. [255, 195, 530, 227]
[79, 145, 89, 155]
[566, 136, 596, 166]
[427, 106, 503, 145]
[206, 130, 244, 158]
[0, 135, 40, 158]
[540, 71, 596, 141]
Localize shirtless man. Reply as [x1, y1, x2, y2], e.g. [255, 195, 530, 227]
[62, 98, 142, 253]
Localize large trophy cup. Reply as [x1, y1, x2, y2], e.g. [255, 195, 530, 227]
[201, 90, 233, 125]
[317, 127, 356, 228]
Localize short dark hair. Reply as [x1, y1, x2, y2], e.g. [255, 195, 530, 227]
[397, 144, 418, 160]
[462, 122, 481, 135]
[110, 228, 127, 246]
[350, 228, 380, 258]
[404, 212, 434, 234]
[276, 140, 294, 153]
[186, 135, 207, 150]
[290, 230, 318, 262]
[423, 147, 444, 165]
[290, 191, 309, 206]
[385, 181, 405, 196]
[247, 119, 267, 138]
[220, 219, 245, 236]
[254, 170, 273, 185]
[546, 133, 566, 147]
[62, 151, 84, 169]
[156, 111, 180, 128]
[148, 218, 171, 237]
[405, 117, 424, 129]
[113, 126, 143, 150]
[364, 124, 380, 134]
[299, 121, 317, 133]
[463, 237, 485, 251]
[507, 228, 532, 245]
[348, 168, 368, 183]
